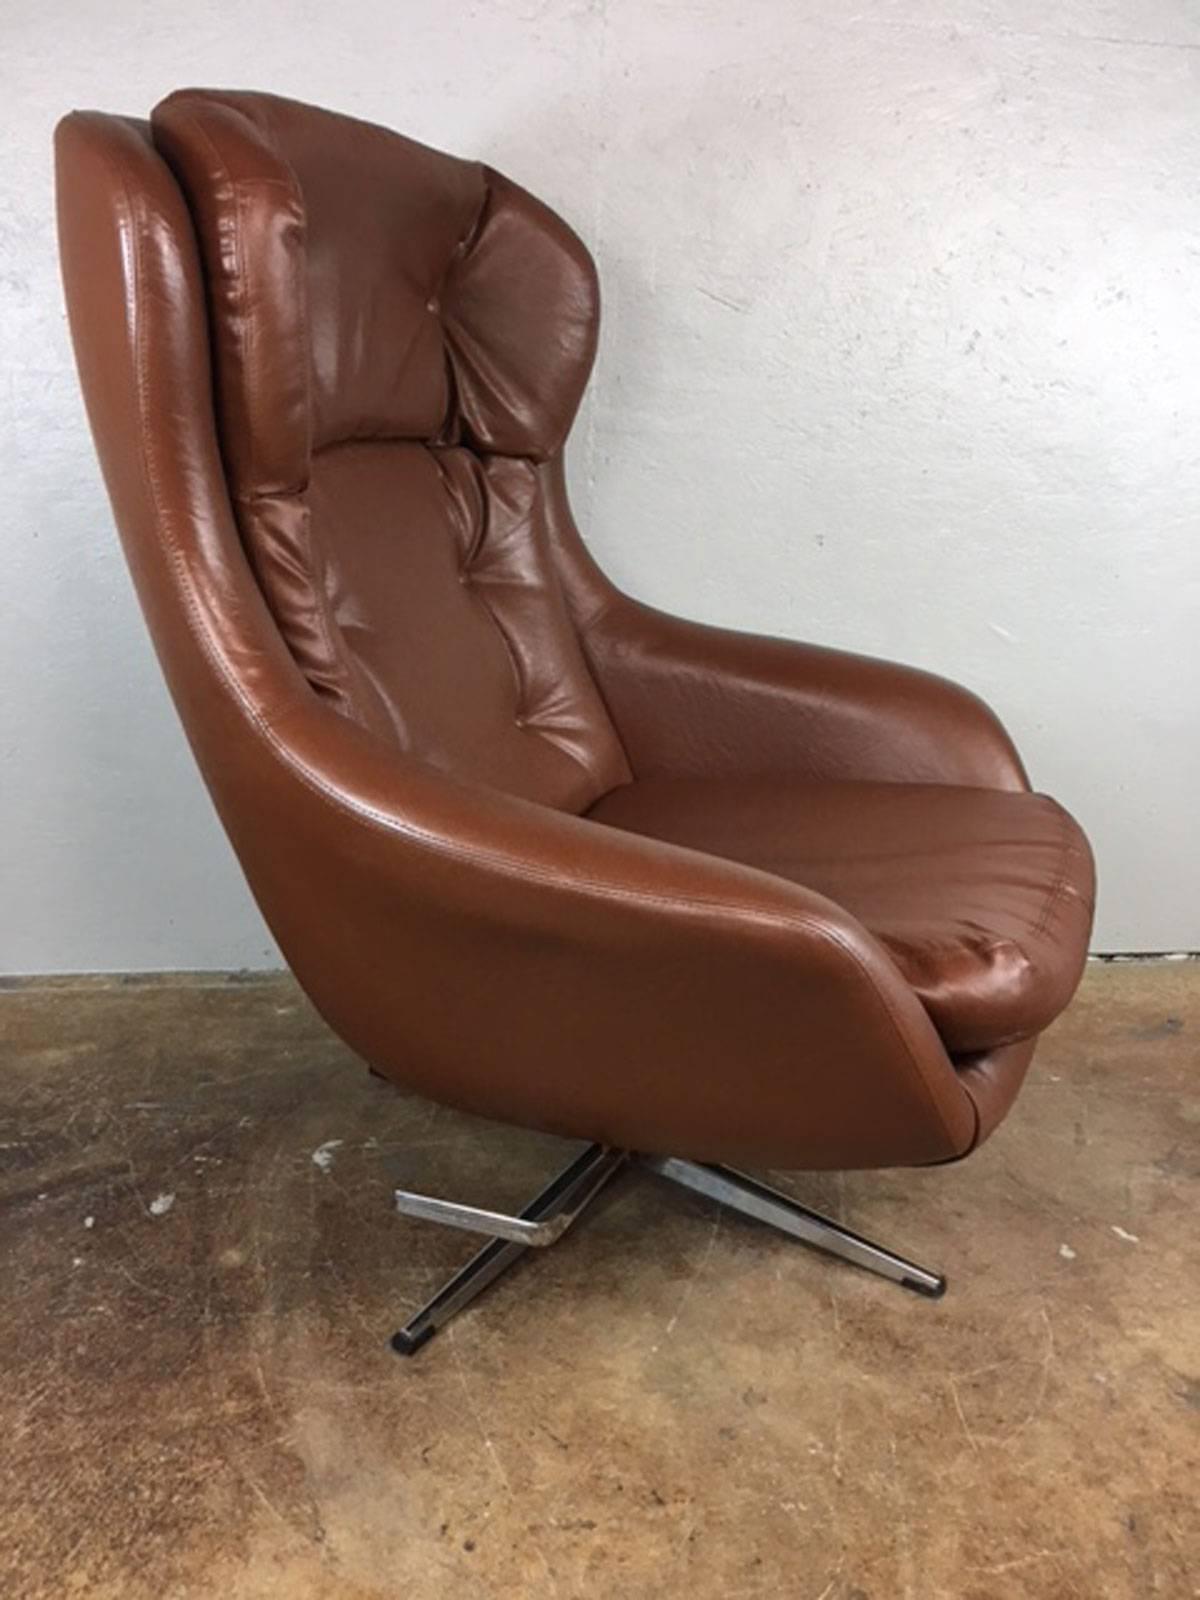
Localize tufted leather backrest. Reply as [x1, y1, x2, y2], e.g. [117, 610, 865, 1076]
[150, 89, 629, 810]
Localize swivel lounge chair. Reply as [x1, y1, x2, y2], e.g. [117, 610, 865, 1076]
[55, 90, 1095, 1355]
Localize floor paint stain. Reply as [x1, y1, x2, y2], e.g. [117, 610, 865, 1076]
[311, 1140, 344, 1171]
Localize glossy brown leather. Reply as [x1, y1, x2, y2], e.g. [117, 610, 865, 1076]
[55, 91, 1095, 1173]
[588, 777, 1094, 1053]
[151, 90, 628, 809]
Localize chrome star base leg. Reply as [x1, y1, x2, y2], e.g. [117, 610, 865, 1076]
[390, 1144, 945, 1356]
[641, 1155, 946, 1298]
[391, 1142, 626, 1355]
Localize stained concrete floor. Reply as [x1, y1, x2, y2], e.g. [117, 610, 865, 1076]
[0, 964, 1196, 1600]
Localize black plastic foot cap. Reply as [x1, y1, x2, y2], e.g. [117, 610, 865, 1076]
[903, 1274, 947, 1299]
[391, 1324, 435, 1356]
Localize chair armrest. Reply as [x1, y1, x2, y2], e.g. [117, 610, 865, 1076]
[580, 597, 1030, 791]
[240, 695, 979, 1171]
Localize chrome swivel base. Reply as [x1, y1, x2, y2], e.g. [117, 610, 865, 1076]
[391, 1146, 945, 1355]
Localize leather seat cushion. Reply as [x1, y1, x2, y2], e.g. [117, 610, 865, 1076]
[587, 778, 1095, 1054]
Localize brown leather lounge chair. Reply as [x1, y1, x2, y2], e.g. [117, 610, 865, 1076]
[55, 90, 1095, 1354]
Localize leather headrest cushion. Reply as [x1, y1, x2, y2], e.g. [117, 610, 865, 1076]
[151, 89, 599, 493]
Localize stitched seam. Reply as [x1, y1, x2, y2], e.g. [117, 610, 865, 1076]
[182, 111, 259, 493]
[183, 107, 353, 720]
[472, 573, 607, 780]
[576, 586, 621, 641]
[452, 454, 532, 720]
[428, 173, 489, 308]
[251, 134, 358, 724]
[462, 458, 611, 788]
[1031, 803, 1078, 939]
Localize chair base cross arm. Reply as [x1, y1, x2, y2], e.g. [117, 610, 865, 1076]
[391, 1142, 626, 1354]
[390, 1146, 945, 1356]
[640, 1155, 946, 1299]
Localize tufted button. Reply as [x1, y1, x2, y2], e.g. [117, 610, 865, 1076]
[514, 715, 527, 729]
[426, 294, 440, 315]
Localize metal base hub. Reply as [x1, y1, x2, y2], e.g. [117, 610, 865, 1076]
[391, 1145, 945, 1355]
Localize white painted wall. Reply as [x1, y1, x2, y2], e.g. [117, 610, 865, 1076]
[2, 0, 1197, 970]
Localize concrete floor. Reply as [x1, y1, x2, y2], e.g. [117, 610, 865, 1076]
[0, 964, 1195, 1600]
